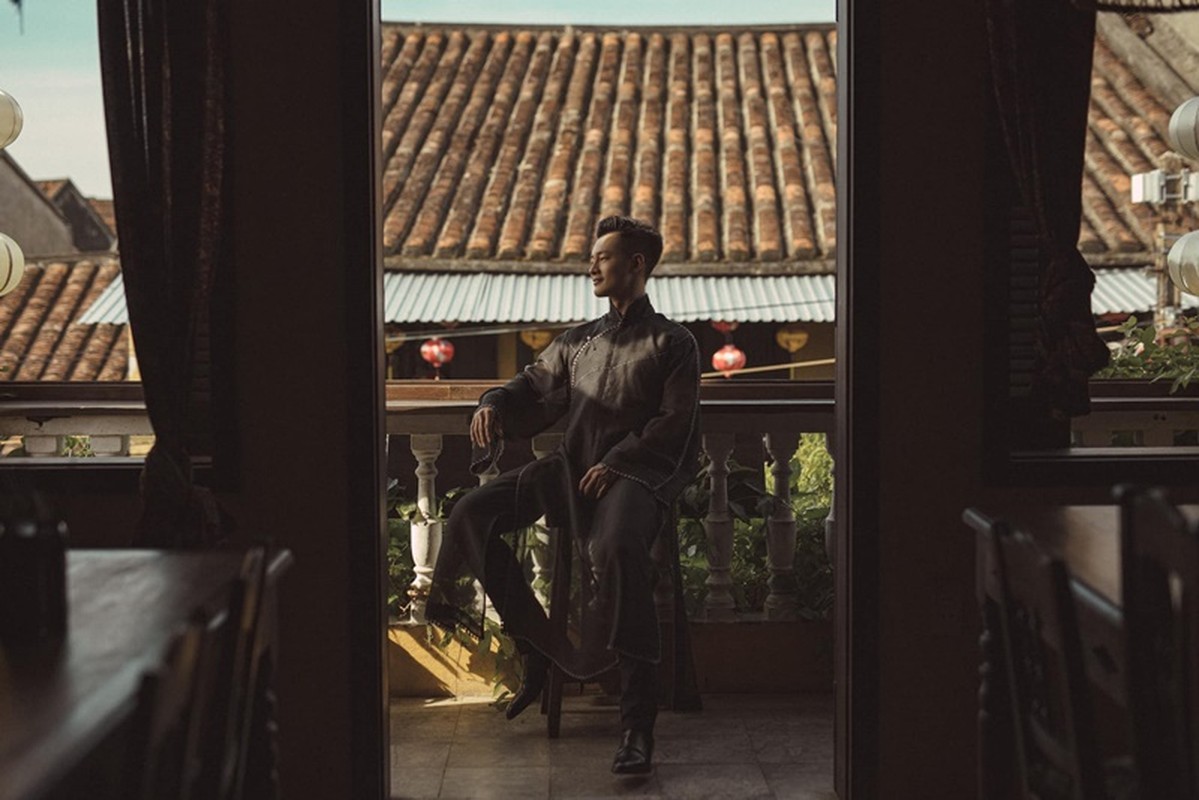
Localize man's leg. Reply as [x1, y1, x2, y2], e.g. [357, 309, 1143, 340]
[587, 479, 662, 773]
[433, 460, 563, 719]
[438, 464, 552, 642]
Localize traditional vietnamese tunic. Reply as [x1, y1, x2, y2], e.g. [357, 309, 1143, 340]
[427, 294, 701, 682]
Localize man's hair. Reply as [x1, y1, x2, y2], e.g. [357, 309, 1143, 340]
[595, 216, 664, 275]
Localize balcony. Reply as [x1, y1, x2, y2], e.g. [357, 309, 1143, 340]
[2, 379, 1193, 798]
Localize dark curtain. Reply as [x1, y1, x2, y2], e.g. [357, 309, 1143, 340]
[97, 0, 228, 547]
[986, 0, 1110, 417]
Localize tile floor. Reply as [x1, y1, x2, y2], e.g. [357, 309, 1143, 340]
[390, 693, 835, 800]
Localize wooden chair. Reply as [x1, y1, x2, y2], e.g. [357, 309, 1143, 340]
[123, 612, 212, 800]
[541, 508, 701, 738]
[1116, 485, 1199, 800]
[193, 545, 270, 800]
[986, 514, 1106, 800]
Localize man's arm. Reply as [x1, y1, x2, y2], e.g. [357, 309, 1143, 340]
[597, 332, 701, 495]
[471, 334, 572, 454]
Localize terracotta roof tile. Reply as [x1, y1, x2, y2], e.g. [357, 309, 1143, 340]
[0, 257, 126, 381]
[381, 25, 841, 266]
[88, 199, 116, 238]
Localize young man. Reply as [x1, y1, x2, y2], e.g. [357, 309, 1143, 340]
[427, 216, 701, 774]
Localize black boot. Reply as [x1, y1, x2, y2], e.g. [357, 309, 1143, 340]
[505, 650, 549, 720]
[611, 729, 654, 774]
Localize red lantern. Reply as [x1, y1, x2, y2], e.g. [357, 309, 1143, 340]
[420, 337, 455, 379]
[710, 320, 739, 335]
[711, 344, 746, 378]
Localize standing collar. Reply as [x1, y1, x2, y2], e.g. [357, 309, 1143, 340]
[604, 294, 655, 326]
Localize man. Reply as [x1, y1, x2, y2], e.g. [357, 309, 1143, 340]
[427, 216, 701, 775]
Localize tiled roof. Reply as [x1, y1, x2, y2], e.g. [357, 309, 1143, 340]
[88, 199, 116, 237]
[378, 19, 1199, 271]
[0, 256, 129, 381]
[380, 24, 838, 268]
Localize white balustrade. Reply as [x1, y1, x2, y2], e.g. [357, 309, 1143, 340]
[763, 432, 800, 621]
[23, 434, 65, 457]
[701, 433, 737, 622]
[408, 433, 443, 624]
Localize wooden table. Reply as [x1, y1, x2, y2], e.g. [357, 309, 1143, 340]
[0, 549, 292, 800]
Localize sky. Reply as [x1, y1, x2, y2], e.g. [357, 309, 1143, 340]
[0, 0, 834, 199]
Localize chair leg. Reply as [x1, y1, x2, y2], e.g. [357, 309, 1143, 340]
[546, 664, 564, 739]
[544, 530, 572, 738]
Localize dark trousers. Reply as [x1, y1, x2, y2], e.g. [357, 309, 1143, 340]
[439, 458, 661, 732]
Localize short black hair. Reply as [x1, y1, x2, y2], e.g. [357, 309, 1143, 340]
[595, 216, 664, 275]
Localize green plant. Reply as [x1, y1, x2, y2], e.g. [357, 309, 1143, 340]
[1096, 315, 1199, 393]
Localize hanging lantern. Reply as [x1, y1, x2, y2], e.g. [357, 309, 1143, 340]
[0, 90, 22, 150]
[710, 320, 739, 335]
[0, 233, 24, 297]
[711, 344, 746, 378]
[520, 329, 553, 352]
[420, 337, 455, 379]
[775, 325, 810, 354]
[1168, 230, 1199, 295]
[1169, 96, 1199, 162]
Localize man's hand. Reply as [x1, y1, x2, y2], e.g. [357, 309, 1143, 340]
[470, 406, 502, 449]
[578, 464, 618, 499]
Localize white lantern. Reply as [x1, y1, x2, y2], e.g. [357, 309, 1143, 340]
[0, 90, 22, 150]
[1169, 97, 1199, 162]
[1167, 229, 1199, 296]
[0, 233, 24, 297]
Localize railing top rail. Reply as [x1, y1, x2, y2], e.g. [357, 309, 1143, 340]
[385, 379, 835, 405]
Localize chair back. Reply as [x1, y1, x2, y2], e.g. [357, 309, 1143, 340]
[1117, 486, 1199, 800]
[991, 521, 1105, 800]
[193, 545, 269, 800]
[123, 613, 209, 800]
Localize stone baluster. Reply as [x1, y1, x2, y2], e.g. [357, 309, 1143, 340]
[90, 434, 131, 457]
[529, 434, 562, 610]
[824, 432, 836, 564]
[23, 434, 65, 457]
[702, 433, 736, 621]
[763, 431, 800, 620]
[408, 434, 443, 624]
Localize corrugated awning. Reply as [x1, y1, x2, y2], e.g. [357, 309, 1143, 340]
[76, 268, 1198, 326]
[77, 272, 836, 325]
[1091, 268, 1199, 315]
[384, 273, 836, 323]
[77, 273, 126, 324]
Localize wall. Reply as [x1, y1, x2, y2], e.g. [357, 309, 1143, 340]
[226, 1, 385, 797]
[839, 1, 987, 795]
[0, 155, 75, 256]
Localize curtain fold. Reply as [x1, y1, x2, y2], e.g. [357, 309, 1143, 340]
[986, 0, 1111, 418]
[97, 0, 228, 547]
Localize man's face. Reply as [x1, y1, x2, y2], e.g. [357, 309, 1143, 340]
[589, 232, 644, 299]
